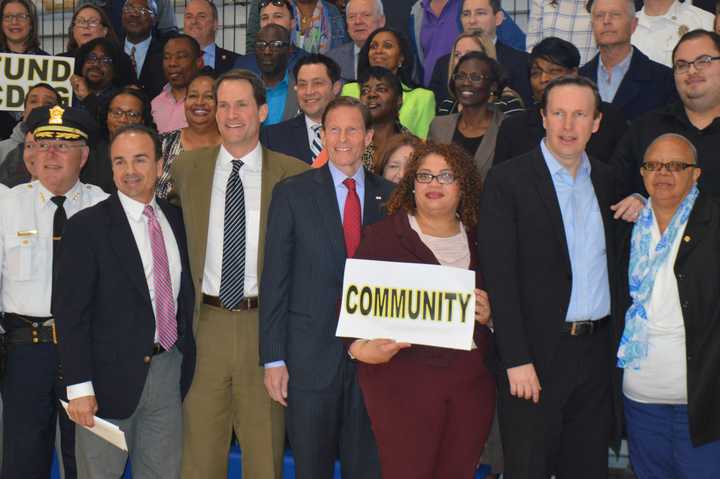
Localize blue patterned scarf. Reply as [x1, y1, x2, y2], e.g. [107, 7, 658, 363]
[617, 185, 699, 369]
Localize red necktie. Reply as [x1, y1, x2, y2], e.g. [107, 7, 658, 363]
[342, 178, 361, 257]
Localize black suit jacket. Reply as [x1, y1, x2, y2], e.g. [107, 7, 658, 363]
[613, 192, 720, 446]
[479, 148, 621, 380]
[214, 45, 238, 75]
[493, 102, 627, 165]
[579, 48, 677, 122]
[429, 42, 532, 114]
[55, 194, 196, 419]
[129, 35, 167, 101]
[260, 114, 313, 165]
[259, 165, 395, 390]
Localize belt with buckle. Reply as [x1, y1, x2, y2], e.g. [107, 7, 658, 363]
[561, 316, 610, 336]
[152, 343, 166, 356]
[3, 313, 57, 345]
[202, 294, 259, 311]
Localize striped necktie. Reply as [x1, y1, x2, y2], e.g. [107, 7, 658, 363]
[143, 205, 177, 350]
[219, 159, 246, 309]
[310, 124, 322, 161]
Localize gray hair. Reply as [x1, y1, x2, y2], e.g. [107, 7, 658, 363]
[590, 0, 636, 18]
[644, 133, 698, 164]
[345, 0, 384, 17]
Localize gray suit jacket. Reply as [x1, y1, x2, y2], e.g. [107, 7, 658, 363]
[282, 75, 300, 122]
[327, 42, 357, 81]
[428, 106, 505, 182]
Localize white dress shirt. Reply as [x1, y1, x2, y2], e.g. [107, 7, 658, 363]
[632, 0, 714, 67]
[623, 209, 688, 404]
[202, 143, 262, 297]
[0, 181, 108, 317]
[67, 191, 182, 400]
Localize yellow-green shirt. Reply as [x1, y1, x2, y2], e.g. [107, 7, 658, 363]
[341, 82, 436, 140]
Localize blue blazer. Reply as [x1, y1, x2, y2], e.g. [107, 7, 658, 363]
[579, 48, 677, 122]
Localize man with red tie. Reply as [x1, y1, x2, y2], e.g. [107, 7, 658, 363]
[54, 124, 196, 478]
[260, 96, 395, 479]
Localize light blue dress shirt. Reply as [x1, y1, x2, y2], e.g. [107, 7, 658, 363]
[264, 161, 365, 369]
[328, 160, 365, 222]
[124, 36, 153, 78]
[203, 42, 216, 70]
[540, 140, 611, 322]
[264, 72, 290, 126]
[597, 48, 633, 103]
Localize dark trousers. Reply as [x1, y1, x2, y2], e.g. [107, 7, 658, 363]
[498, 329, 612, 479]
[2, 343, 76, 479]
[286, 358, 380, 479]
[358, 347, 496, 479]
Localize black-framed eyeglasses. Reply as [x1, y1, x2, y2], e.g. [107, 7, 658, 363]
[255, 40, 289, 51]
[122, 5, 154, 17]
[641, 161, 699, 172]
[109, 108, 142, 121]
[86, 53, 113, 65]
[451, 72, 492, 83]
[259, 0, 292, 10]
[415, 172, 456, 184]
[673, 55, 720, 74]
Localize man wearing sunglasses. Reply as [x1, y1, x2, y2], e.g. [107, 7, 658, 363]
[0, 105, 107, 479]
[612, 29, 720, 218]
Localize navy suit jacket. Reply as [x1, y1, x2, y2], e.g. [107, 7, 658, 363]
[327, 41, 356, 82]
[214, 45, 238, 75]
[260, 114, 314, 165]
[55, 194, 196, 419]
[579, 47, 677, 122]
[259, 165, 395, 390]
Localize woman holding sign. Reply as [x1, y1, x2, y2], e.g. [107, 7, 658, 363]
[348, 142, 495, 478]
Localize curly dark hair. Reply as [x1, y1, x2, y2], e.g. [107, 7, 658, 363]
[385, 142, 482, 228]
[74, 37, 134, 89]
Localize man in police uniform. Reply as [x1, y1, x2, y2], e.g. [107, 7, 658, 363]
[0, 105, 108, 479]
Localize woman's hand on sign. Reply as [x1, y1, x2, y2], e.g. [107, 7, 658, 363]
[474, 289, 492, 325]
[350, 339, 411, 364]
[70, 74, 90, 100]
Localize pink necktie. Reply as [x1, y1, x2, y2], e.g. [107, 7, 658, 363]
[143, 205, 177, 350]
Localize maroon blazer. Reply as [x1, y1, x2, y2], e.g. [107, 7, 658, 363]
[352, 211, 492, 365]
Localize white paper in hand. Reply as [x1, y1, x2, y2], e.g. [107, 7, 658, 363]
[60, 400, 128, 451]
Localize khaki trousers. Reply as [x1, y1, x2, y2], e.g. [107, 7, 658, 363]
[181, 304, 285, 479]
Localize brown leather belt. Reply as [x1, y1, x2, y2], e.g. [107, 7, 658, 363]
[202, 294, 259, 311]
[561, 316, 610, 336]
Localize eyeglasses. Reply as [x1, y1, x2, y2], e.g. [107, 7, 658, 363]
[415, 172, 456, 184]
[73, 18, 102, 28]
[86, 53, 113, 65]
[673, 55, 720, 74]
[255, 40, 289, 51]
[122, 5, 154, 17]
[451, 72, 492, 83]
[640, 161, 699, 172]
[2, 13, 31, 23]
[109, 108, 142, 120]
[259, 0, 291, 10]
[36, 141, 85, 152]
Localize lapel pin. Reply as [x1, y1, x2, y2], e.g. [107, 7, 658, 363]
[683, 235, 691, 243]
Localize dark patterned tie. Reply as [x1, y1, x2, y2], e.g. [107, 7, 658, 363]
[219, 160, 246, 309]
[130, 45, 138, 78]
